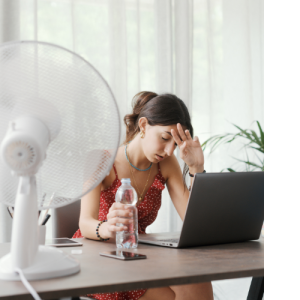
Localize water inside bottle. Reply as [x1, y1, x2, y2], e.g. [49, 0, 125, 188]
[115, 179, 138, 249]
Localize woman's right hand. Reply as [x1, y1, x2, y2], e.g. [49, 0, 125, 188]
[105, 203, 134, 238]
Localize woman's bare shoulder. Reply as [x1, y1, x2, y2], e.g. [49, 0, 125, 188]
[159, 154, 181, 181]
[100, 145, 125, 190]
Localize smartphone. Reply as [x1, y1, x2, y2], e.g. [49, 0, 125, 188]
[99, 250, 147, 260]
[45, 238, 83, 247]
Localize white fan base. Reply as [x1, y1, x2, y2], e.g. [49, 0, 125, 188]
[0, 245, 80, 281]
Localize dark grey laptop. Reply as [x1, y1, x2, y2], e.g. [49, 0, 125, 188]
[139, 172, 264, 248]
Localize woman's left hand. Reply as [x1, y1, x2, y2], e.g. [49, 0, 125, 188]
[171, 123, 204, 172]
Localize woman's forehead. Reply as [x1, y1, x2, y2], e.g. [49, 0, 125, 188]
[156, 124, 188, 132]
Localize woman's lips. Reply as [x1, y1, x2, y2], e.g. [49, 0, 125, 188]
[156, 154, 164, 161]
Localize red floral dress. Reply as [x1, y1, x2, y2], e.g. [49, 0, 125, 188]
[73, 163, 166, 300]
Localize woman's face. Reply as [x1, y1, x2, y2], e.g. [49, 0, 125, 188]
[141, 122, 187, 163]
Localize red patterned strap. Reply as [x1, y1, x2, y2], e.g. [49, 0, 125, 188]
[157, 162, 166, 185]
[112, 164, 118, 179]
[157, 162, 161, 173]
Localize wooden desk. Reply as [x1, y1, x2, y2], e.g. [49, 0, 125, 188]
[0, 237, 264, 300]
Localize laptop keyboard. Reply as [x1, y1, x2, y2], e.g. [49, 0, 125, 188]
[158, 239, 179, 243]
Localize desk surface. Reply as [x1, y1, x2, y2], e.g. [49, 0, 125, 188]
[0, 235, 264, 300]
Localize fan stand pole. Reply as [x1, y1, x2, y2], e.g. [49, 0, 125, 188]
[0, 176, 80, 281]
[11, 176, 38, 269]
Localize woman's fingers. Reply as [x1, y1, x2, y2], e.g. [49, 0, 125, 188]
[110, 202, 128, 211]
[171, 128, 183, 146]
[177, 123, 187, 141]
[108, 224, 128, 232]
[108, 209, 133, 219]
[185, 130, 192, 140]
[194, 135, 201, 145]
[172, 124, 194, 148]
[107, 204, 133, 234]
[107, 216, 132, 232]
[108, 217, 133, 225]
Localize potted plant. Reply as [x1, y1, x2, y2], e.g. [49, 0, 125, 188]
[201, 121, 264, 172]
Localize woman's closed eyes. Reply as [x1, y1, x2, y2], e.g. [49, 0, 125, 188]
[162, 137, 177, 147]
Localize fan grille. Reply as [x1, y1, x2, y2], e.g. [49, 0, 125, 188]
[0, 41, 120, 209]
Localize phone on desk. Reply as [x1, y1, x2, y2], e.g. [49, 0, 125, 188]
[46, 238, 83, 247]
[100, 251, 147, 260]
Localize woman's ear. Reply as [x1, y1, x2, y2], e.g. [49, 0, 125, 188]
[138, 117, 148, 133]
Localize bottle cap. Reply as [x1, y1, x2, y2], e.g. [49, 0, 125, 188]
[121, 178, 131, 183]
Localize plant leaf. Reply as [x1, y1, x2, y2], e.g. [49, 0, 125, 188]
[253, 149, 264, 165]
[202, 134, 227, 151]
[203, 134, 233, 154]
[250, 130, 262, 147]
[257, 121, 264, 151]
[201, 121, 264, 173]
[232, 124, 254, 141]
[245, 149, 250, 171]
[249, 146, 264, 154]
[233, 157, 263, 169]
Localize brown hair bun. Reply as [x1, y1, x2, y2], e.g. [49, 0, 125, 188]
[123, 91, 158, 143]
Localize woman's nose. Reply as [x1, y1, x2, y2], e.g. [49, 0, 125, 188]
[165, 143, 176, 156]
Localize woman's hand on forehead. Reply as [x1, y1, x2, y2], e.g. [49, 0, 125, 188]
[170, 123, 189, 145]
[170, 123, 204, 169]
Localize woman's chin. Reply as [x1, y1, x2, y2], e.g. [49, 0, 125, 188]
[155, 154, 164, 162]
[146, 155, 158, 163]
[149, 157, 157, 163]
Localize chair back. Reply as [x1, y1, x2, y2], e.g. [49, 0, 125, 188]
[52, 199, 81, 238]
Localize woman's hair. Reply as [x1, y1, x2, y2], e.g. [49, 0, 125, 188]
[123, 91, 194, 187]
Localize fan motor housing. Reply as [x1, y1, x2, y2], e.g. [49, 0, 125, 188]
[0, 116, 50, 176]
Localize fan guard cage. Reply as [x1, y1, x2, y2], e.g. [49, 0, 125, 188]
[0, 41, 120, 209]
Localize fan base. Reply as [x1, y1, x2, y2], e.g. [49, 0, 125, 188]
[0, 245, 80, 280]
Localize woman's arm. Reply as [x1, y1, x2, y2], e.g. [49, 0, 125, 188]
[79, 174, 133, 241]
[163, 155, 204, 221]
[162, 155, 189, 221]
[163, 124, 205, 220]
[79, 182, 104, 240]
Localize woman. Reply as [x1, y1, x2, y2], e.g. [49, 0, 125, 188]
[73, 91, 214, 300]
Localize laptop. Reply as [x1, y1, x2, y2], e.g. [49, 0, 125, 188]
[139, 172, 264, 248]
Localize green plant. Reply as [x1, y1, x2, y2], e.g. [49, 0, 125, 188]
[201, 121, 264, 172]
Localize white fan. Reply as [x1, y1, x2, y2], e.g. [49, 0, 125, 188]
[0, 41, 120, 281]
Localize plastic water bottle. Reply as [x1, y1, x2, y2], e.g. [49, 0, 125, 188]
[115, 178, 138, 249]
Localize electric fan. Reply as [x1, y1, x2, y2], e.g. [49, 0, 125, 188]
[0, 41, 120, 281]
